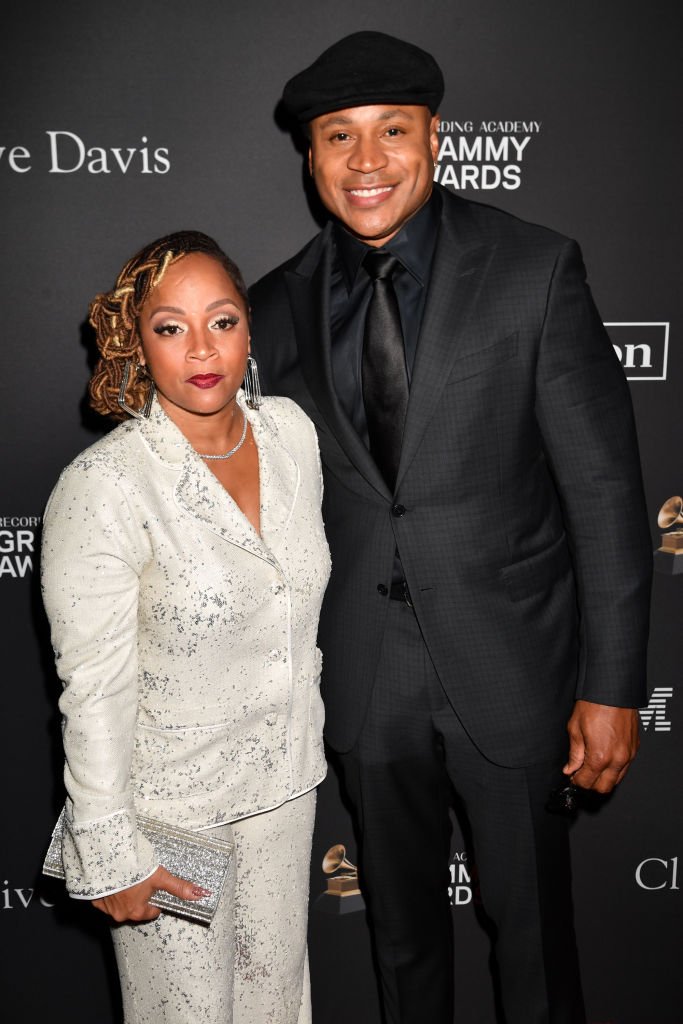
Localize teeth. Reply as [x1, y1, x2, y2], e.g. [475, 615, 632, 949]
[349, 187, 392, 197]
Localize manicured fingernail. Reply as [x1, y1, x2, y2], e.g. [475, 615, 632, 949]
[192, 886, 211, 898]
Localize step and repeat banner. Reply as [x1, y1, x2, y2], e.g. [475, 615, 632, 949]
[1, 2, 680, 1021]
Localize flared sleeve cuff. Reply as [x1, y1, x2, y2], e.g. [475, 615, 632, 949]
[61, 803, 158, 900]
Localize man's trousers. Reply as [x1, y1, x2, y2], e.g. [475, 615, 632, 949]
[337, 599, 585, 1024]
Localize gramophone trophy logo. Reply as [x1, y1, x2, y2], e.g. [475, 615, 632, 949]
[654, 496, 683, 574]
[315, 844, 366, 915]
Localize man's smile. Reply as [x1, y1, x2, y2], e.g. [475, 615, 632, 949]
[347, 186, 394, 197]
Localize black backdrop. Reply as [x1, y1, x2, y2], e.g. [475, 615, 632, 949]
[1, 2, 681, 1021]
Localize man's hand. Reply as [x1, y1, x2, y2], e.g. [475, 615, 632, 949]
[91, 865, 209, 923]
[563, 699, 640, 794]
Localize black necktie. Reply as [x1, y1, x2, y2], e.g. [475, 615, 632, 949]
[361, 252, 409, 490]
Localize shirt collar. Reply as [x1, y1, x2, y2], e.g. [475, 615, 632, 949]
[333, 186, 442, 292]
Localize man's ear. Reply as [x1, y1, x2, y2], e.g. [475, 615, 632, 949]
[429, 114, 440, 163]
[308, 146, 314, 178]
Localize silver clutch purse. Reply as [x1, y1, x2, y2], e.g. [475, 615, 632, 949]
[43, 808, 233, 925]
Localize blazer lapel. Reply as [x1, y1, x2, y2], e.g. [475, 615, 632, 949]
[396, 200, 497, 490]
[248, 400, 300, 560]
[138, 398, 281, 567]
[285, 229, 391, 501]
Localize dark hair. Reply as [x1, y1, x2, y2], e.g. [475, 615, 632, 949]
[88, 230, 248, 421]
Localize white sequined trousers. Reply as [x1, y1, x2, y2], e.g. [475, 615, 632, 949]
[111, 790, 316, 1023]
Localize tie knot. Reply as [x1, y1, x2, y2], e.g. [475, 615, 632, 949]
[364, 251, 400, 282]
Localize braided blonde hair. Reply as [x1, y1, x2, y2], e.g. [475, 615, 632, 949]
[88, 231, 248, 420]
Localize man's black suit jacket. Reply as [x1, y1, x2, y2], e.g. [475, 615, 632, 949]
[249, 185, 652, 765]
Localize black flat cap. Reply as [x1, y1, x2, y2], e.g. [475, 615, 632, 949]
[282, 31, 444, 123]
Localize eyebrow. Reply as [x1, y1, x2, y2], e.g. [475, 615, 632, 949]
[375, 108, 415, 121]
[206, 298, 240, 312]
[147, 299, 240, 317]
[317, 108, 415, 130]
[147, 305, 185, 317]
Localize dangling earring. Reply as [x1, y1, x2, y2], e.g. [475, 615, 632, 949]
[117, 359, 155, 420]
[242, 354, 262, 410]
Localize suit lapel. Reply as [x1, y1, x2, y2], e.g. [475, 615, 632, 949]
[283, 194, 497, 499]
[249, 402, 300, 560]
[396, 199, 497, 490]
[138, 398, 293, 568]
[285, 229, 391, 501]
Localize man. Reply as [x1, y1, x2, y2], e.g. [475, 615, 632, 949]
[249, 31, 652, 1024]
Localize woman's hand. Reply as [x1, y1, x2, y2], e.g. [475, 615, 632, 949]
[91, 865, 210, 923]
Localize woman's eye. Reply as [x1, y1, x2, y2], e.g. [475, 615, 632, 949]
[211, 315, 239, 330]
[153, 322, 183, 336]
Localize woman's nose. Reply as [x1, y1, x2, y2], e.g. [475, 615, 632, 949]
[187, 328, 216, 359]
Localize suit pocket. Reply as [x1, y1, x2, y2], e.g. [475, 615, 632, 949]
[132, 719, 232, 800]
[500, 534, 572, 602]
[132, 701, 278, 801]
[445, 332, 518, 385]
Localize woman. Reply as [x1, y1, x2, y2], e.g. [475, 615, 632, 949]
[41, 231, 330, 1023]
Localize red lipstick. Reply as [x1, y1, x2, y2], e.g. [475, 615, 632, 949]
[187, 374, 224, 389]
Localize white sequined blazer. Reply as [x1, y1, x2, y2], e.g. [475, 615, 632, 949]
[41, 393, 331, 899]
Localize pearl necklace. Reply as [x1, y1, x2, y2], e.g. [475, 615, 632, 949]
[197, 410, 248, 460]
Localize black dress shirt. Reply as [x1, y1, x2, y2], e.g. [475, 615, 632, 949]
[329, 189, 442, 586]
[329, 188, 442, 445]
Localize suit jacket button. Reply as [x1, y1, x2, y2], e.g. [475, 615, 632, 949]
[391, 504, 406, 517]
[377, 583, 388, 596]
